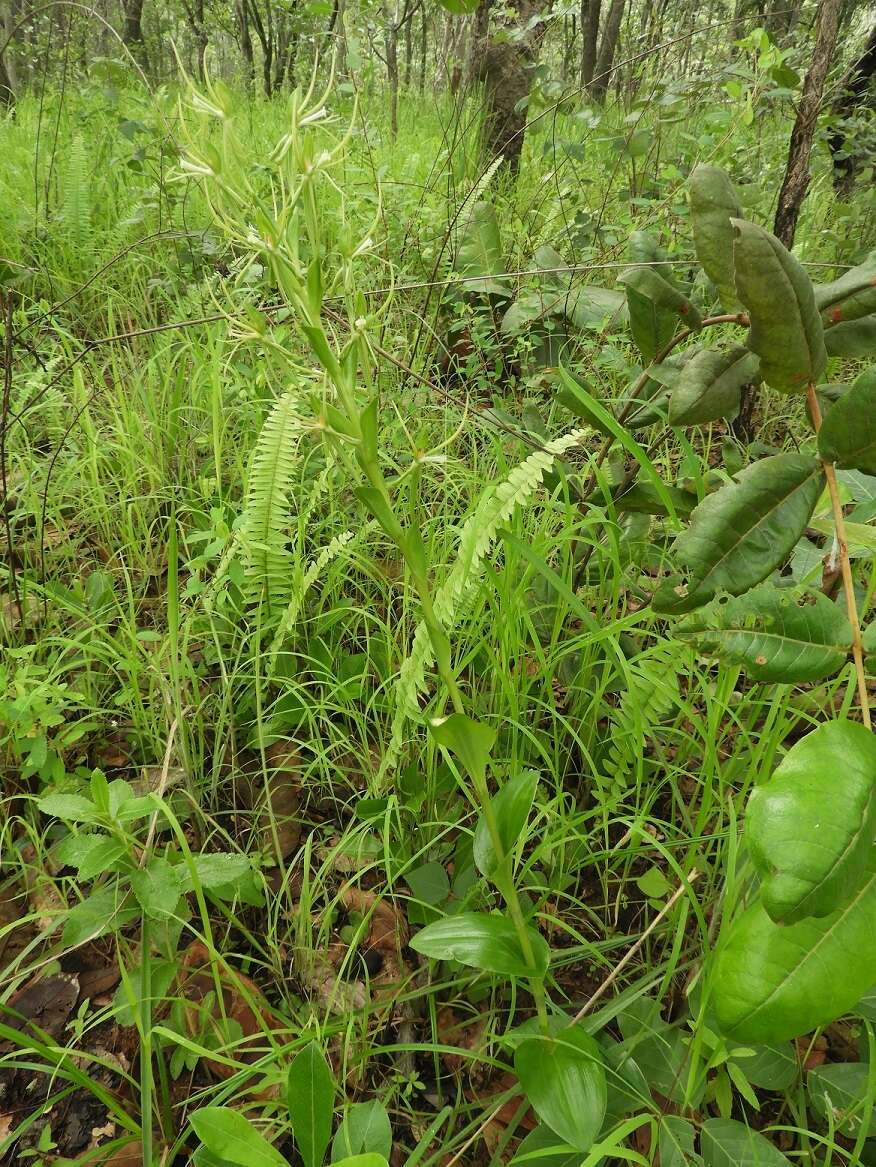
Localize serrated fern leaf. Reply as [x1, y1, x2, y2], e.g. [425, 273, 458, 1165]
[60, 135, 91, 252]
[240, 389, 303, 613]
[384, 428, 588, 774]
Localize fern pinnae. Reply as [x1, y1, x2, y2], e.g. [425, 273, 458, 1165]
[241, 388, 304, 613]
[383, 428, 589, 777]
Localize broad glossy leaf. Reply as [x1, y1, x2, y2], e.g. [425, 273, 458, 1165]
[436, 0, 480, 12]
[746, 720, 876, 922]
[190, 1107, 288, 1167]
[429, 713, 496, 787]
[676, 585, 851, 682]
[653, 454, 825, 613]
[669, 345, 759, 426]
[731, 219, 826, 393]
[515, 1025, 607, 1152]
[712, 860, 876, 1042]
[824, 315, 876, 358]
[614, 481, 698, 518]
[510, 1125, 579, 1166]
[410, 912, 550, 977]
[331, 1101, 392, 1164]
[688, 165, 742, 310]
[815, 250, 876, 325]
[456, 202, 508, 295]
[333, 1158, 389, 1167]
[474, 770, 539, 880]
[619, 266, 702, 362]
[287, 1041, 335, 1167]
[617, 998, 696, 1105]
[659, 1116, 703, 1167]
[568, 285, 628, 330]
[854, 984, 876, 1021]
[700, 1118, 791, 1166]
[819, 366, 876, 475]
[808, 1063, 875, 1138]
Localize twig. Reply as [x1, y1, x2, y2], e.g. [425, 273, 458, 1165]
[807, 385, 871, 729]
[571, 869, 700, 1024]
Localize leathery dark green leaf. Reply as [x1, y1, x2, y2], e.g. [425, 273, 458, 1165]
[675, 585, 851, 682]
[824, 315, 876, 358]
[712, 857, 876, 1043]
[818, 366, 876, 475]
[409, 912, 550, 977]
[669, 344, 759, 425]
[700, 1118, 791, 1166]
[815, 249, 876, 325]
[688, 164, 743, 310]
[731, 219, 826, 393]
[652, 453, 825, 613]
[745, 721, 876, 923]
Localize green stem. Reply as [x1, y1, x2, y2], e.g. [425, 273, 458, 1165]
[139, 917, 153, 1167]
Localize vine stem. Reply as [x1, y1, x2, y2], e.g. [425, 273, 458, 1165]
[807, 384, 872, 730]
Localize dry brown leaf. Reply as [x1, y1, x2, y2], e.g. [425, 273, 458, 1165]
[177, 941, 283, 1080]
[239, 742, 302, 865]
[1, 973, 79, 1047]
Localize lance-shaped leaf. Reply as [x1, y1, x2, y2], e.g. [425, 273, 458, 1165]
[688, 164, 743, 310]
[515, 1025, 607, 1152]
[818, 366, 876, 475]
[745, 721, 876, 923]
[815, 249, 876, 325]
[712, 859, 876, 1043]
[619, 267, 702, 363]
[652, 454, 825, 614]
[731, 219, 826, 393]
[669, 344, 760, 425]
[824, 315, 876, 358]
[676, 585, 851, 682]
[410, 912, 550, 978]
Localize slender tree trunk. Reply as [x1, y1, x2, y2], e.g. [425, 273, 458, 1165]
[419, 5, 427, 93]
[773, 0, 844, 247]
[237, 0, 255, 87]
[384, 5, 400, 137]
[403, 4, 413, 87]
[828, 21, 876, 194]
[590, 0, 625, 103]
[580, 0, 601, 91]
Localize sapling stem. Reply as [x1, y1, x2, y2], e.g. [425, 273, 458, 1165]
[807, 384, 872, 730]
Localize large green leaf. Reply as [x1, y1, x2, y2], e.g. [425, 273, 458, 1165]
[190, 1107, 288, 1167]
[731, 219, 826, 393]
[652, 454, 825, 613]
[331, 1101, 392, 1164]
[659, 1116, 703, 1167]
[473, 770, 539, 880]
[669, 345, 759, 426]
[712, 859, 876, 1043]
[700, 1119, 791, 1166]
[675, 585, 851, 682]
[807, 1062, 876, 1138]
[619, 267, 702, 362]
[815, 250, 876, 325]
[436, 0, 480, 12]
[568, 285, 628, 330]
[824, 315, 876, 358]
[745, 721, 876, 923]
[456, 202, 508, 295]
[688, 165, 742, 310]
[819, 366, 876, 475]
[514, 1025, 607, 1152]
[287, 1041, 335, 1167]
[409, 912, 550, 977]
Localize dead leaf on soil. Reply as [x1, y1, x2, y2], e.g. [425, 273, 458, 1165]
[0, 973, 79, 1047]
[239, 742, 302, 865]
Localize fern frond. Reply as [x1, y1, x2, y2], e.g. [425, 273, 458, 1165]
[599, 641, 684, 796]
[61, 135, 90, 252]
[240, 388, 304, 613]
[384, 428, 588, 774]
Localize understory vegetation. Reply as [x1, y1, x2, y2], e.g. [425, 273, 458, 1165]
[1, 2, 876, 1164]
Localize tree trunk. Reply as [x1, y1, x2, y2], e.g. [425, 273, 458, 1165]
[580, 0, 600, 91]
[122, 0, 149, 70]
[403, 3, 413, 87]
[827, 21, 876, 194]
[477, 0, 543, 175]
[0, 52, 13, 108]
[237, 0, 255, 87]
[773, 0, 844, 248]
[590, 0, 625, 104]
[419, 5, 427, 93]
[384, 4, 400, 137]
